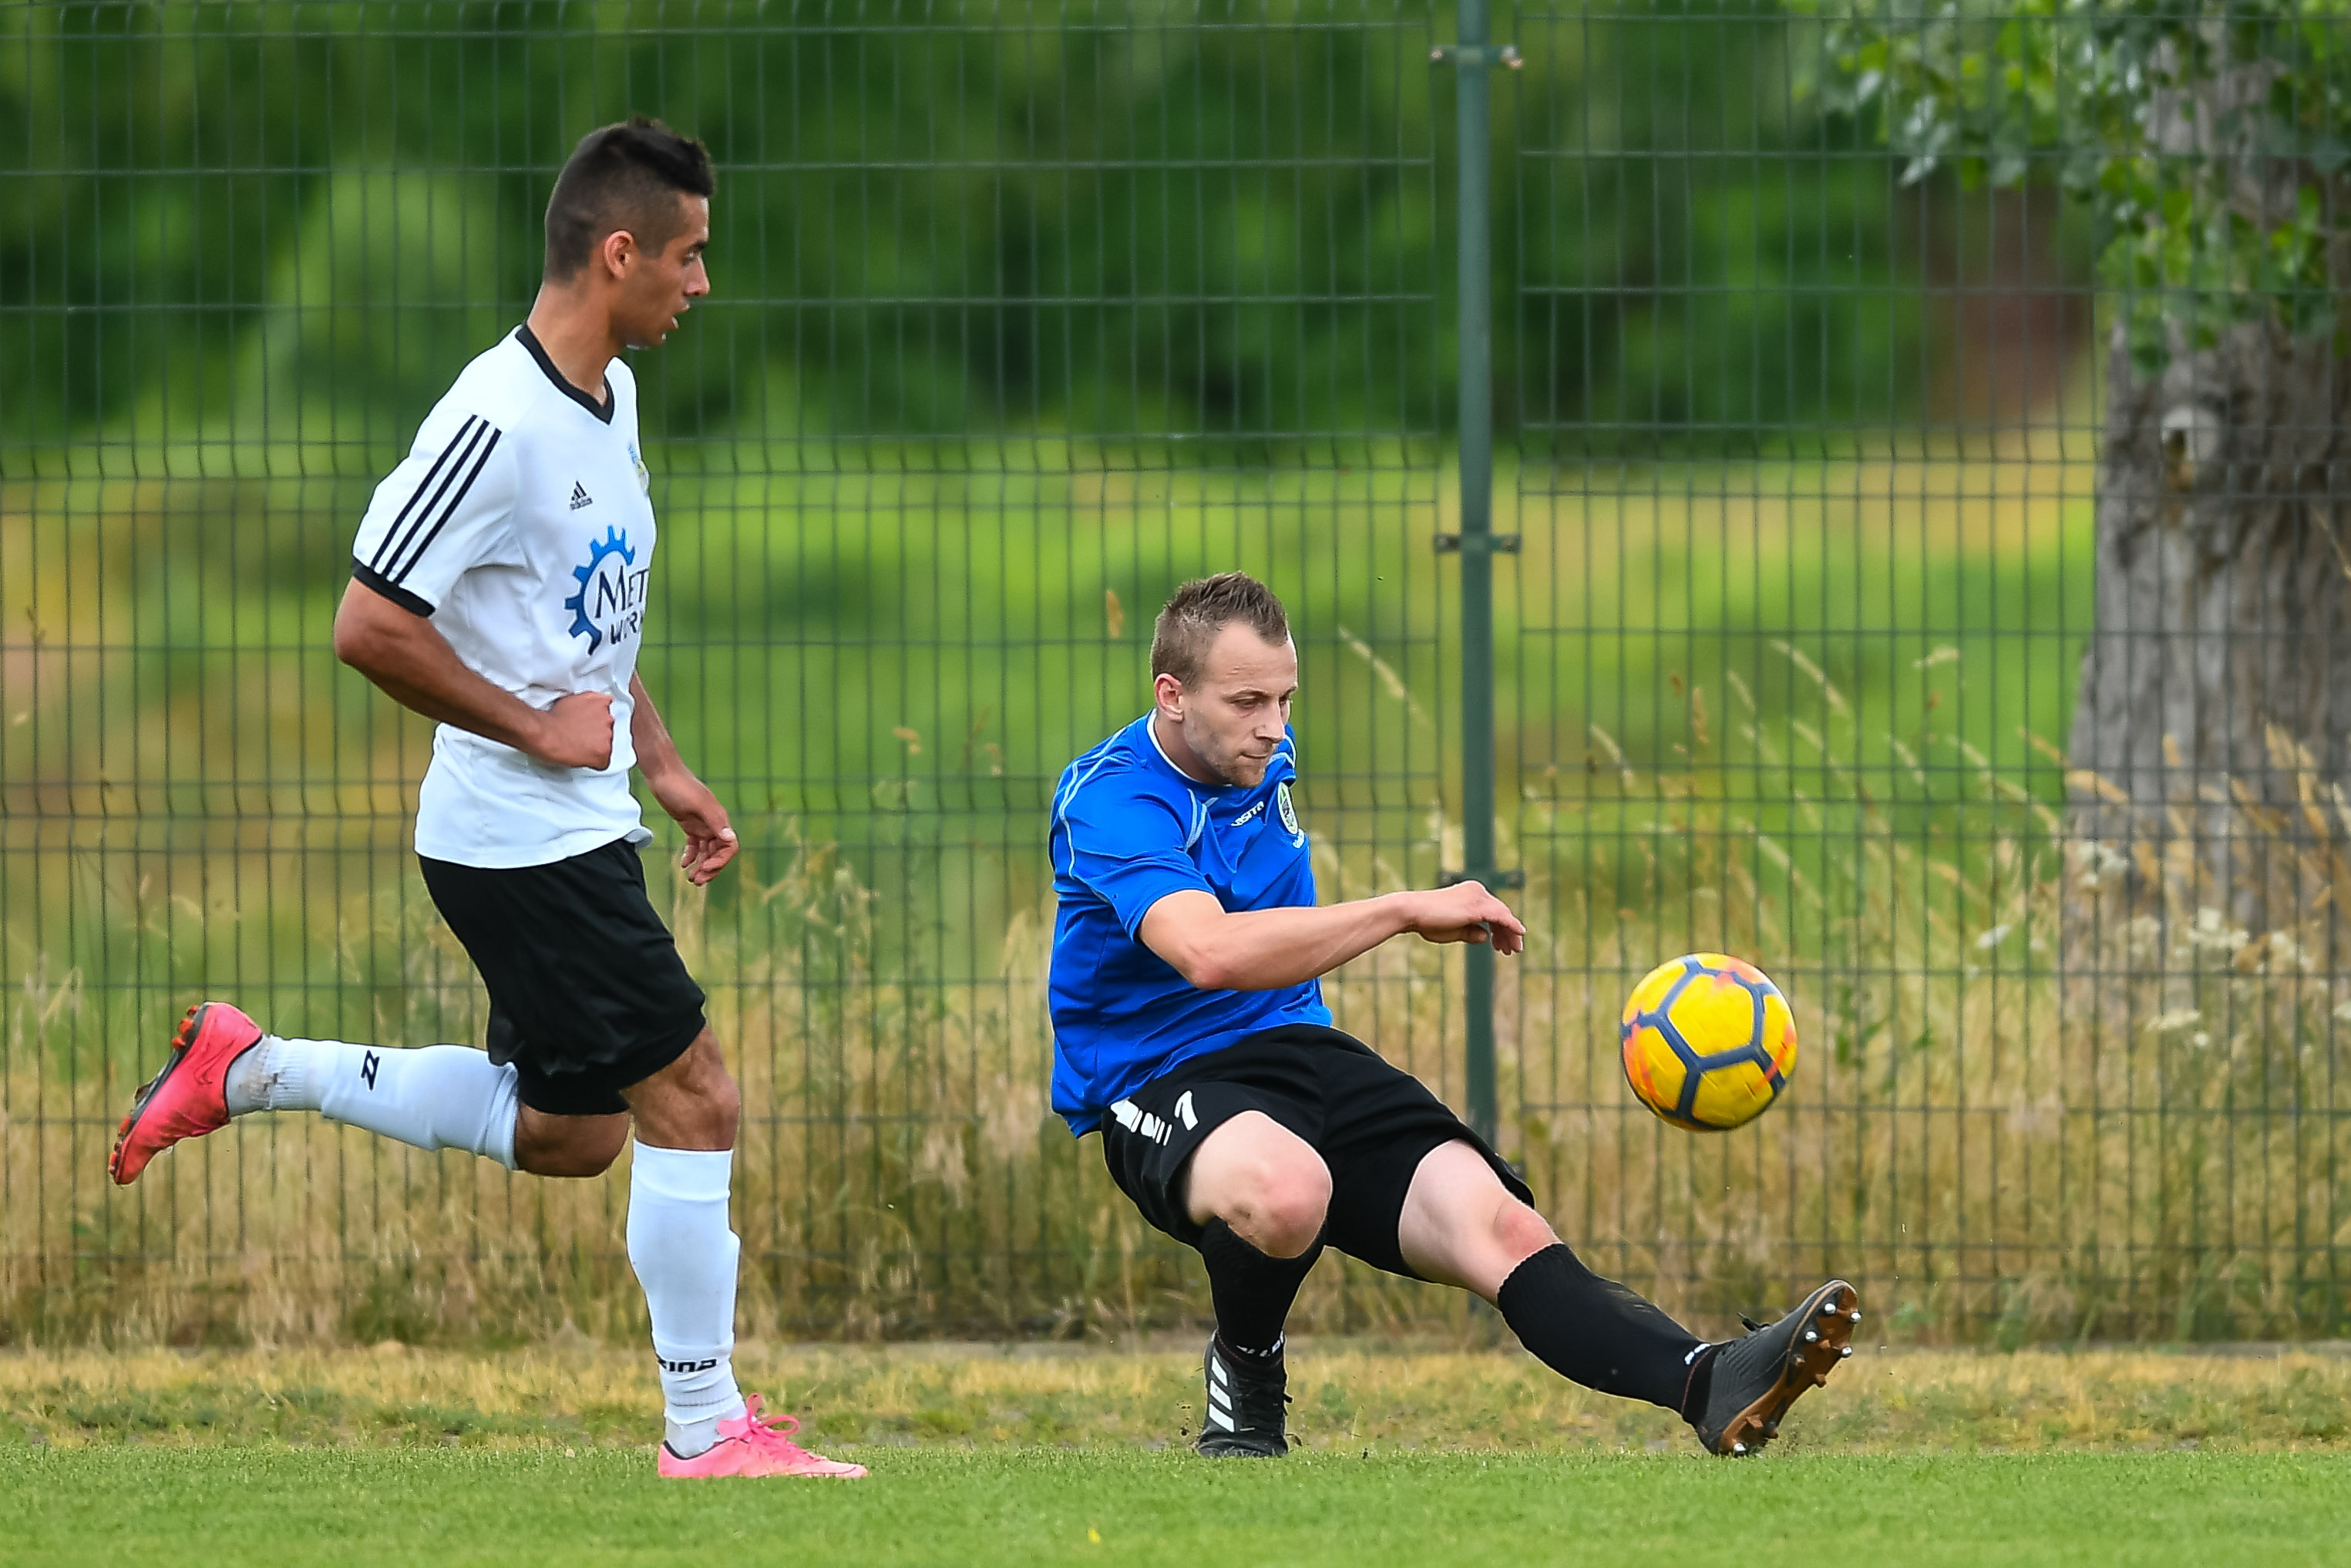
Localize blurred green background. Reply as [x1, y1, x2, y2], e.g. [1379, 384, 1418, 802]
[14, 3, 2260, 1352]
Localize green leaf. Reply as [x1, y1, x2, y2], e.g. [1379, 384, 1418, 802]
[1809, 0, 2351, 375]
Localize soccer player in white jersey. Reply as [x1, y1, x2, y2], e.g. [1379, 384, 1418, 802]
[107, 116, 863, 1481]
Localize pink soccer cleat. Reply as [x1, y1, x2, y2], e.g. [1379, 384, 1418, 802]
[656, 1395, 869, 1479]
[108, 1001, 264, 1186]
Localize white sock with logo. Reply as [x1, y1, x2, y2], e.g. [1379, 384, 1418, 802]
[626, 1142, 748, 1458]
[224, 1035, 519, 1169]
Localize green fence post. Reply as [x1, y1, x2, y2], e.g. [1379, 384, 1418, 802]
[1437, 2, 1519, 1149]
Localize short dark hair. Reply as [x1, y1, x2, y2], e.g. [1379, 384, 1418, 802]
[1151, 572, 1291, 686]
[543, 115, 715, 281]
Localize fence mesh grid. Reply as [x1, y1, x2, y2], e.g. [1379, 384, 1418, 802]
[2, 0, 2345, 1345]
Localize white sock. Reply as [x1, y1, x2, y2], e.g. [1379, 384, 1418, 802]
[627, 1142, 747, 1457]
[225, 1035, 519, 1170]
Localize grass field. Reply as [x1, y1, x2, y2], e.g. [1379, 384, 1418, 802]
[10, 1447, 2350, 1568]
[5, 1341, 2349, 1565]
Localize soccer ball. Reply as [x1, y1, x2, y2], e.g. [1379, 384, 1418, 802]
[1619, 954, 1798, 1132]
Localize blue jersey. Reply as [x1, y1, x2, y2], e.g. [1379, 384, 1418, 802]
[1048, 714, 1332, 1135]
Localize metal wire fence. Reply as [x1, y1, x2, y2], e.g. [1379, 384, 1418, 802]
[2, 0, 2344, 1346]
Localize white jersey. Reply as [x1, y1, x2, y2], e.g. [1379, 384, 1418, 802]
[351, 325, 659, 869]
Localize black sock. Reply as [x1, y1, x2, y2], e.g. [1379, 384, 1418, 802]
[1495, 1242, 1707, 1415]
[1197, 1217, 1323, 1360]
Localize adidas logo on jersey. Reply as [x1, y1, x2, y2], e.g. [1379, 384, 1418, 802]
[568, 481, 593, 510]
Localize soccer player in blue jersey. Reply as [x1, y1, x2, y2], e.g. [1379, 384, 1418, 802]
[1050, 573, 1859, 1458]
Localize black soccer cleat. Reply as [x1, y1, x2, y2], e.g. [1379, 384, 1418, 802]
[1690, 1278, 1860, 1458]
[1196, 1335, 1291, 1457]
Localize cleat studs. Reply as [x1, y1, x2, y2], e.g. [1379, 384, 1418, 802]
[1839, 1345, 1855, 1359]
[1850, 1310, 1863, 1323]
[1730, 1442, 1747, 1455]
[1819, 1300, 1840, 1317]
[1803, 1328, 1820, 1344]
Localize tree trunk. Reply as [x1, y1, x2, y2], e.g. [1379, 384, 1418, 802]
[2067, 318, 2351, 940]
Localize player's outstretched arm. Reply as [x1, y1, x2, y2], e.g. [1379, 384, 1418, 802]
[1139, 881, 1525, 993]
[332, 578, 614, 769]
[627, 672, 738, 885]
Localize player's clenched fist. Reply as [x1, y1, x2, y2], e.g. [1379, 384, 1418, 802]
[1402, 880, 1526, 955]
[530, 690, 616, 770]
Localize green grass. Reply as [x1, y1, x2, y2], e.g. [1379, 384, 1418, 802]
[10, 1345, 2350, 1564]
[4, 1446, 2346, 1567]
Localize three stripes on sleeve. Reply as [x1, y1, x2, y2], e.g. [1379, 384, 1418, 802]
[352, 414, 505, 615]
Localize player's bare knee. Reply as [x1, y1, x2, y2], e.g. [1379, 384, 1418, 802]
[699, 1065, 742, 1140]
[698, 1056, 742, 1147]
[1252, 1159, 1331, 1257]
[647, 1093, 735, 1152]
[1492, 1196, 1558, 1263]
[624, 1031, 741, 1151]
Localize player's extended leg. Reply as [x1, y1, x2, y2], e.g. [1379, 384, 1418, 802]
[1397, 1140, 1858, 1456]
[1179, 1110, 1330, 1456]
[625, 1029, 864, 1480]
[109, 1001, 615, 1185]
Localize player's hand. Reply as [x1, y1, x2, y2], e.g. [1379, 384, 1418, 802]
[1404, 882, 1527, 957]
[648, 768, 739, 885]
[531, 691, 616, 770]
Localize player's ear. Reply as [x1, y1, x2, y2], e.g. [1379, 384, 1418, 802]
[598, 227, 637, 281]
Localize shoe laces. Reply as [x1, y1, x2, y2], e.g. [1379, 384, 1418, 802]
[730, 1395, 817, 1459]
[1216, 1345, 1292, 1430]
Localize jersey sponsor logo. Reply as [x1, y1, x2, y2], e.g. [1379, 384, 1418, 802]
[1275, 781, 1303, 843]
[563, 526, 649, 654]
[1228, 798, 1267, 828]
[568, 480, 594, 511]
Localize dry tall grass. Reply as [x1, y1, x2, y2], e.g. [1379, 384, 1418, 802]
[5, 444, 2346, 1348]
[7, 1340, 2348, 1453]
[8, 740, 2348, 1350]
[1497, 668, 2351, 1346]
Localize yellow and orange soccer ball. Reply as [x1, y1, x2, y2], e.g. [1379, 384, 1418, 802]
[1619, 954, 1798, 1132]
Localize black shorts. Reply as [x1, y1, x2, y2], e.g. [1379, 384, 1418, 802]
[1098, 1024, 1532, 1278]
[419, 836, 708, 1116]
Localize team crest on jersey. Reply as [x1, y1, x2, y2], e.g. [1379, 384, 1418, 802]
[563, 526, 648, 654]
[1276, 780, 1303, 844]
[627, 441, 651, 493]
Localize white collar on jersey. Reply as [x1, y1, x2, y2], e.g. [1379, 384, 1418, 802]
[1145, 712, 1241, 792]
